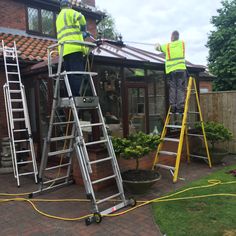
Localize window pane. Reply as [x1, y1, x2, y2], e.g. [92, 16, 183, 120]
[28, 7, 39, 32]
[42, 10, 54, 36]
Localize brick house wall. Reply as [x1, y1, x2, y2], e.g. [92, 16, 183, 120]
[199, 81, 212, 93]
[0, 0, 26, 31]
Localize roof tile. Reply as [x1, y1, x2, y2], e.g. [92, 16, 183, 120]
[0, 32, 55, 63]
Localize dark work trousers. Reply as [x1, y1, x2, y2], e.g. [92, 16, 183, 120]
[63, 52, 85, 96]
[168, 70, 187, 113]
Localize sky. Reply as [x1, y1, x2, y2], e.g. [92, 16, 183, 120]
[95, 0, 223, 66]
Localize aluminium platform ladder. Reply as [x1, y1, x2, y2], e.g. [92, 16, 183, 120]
[152, 76, 212, 183]
[32, 40, 134, 225]
[1, 40, 38, 186]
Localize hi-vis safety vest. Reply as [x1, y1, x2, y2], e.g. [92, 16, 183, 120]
[161, 40, 186, 74]
[56, 8, 88, 56]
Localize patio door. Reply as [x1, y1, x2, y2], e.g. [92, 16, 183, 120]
[123, 82, 149, 136]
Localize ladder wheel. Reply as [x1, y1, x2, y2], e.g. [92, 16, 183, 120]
[129, 197, 137, 207]
[93, 212, 102, 224]
[85, 217, 92, 226]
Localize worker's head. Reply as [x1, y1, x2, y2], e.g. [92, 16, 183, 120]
[171, 31, 179, 42]
[60, 0, 72, 9]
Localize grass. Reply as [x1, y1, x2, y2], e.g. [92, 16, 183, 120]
[152, 164, 236, 236]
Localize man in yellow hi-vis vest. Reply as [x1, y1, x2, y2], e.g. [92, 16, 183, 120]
[56, 0, 89, 96]
[155, 31, 187, 113]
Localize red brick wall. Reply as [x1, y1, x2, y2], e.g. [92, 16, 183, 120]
[199, 81, 212, 92]
[0, 71, 9, 141]
[0, 0, 26, 31]
[86, 19, 97, 36]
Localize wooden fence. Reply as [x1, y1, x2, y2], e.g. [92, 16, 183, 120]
[200, 91, 236, 153]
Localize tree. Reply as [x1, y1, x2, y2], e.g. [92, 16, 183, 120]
[97, 11, 120, 40]
[206, 0, 236, 91]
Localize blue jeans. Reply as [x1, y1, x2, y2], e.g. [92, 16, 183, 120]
[63, 52, 84, 96]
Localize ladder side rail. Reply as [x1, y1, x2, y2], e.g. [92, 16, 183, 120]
[152, 107, 171, 169]
[14, 41, 22, 84]
[64, 123, 76, 183]
[193, 78, 212, 167]
[21, 85, 38, 180]
[3, 85, 17, 178]
[86, 72, 126, 202]
[63, 74, 93, 173]
[173, 77, 193, 182]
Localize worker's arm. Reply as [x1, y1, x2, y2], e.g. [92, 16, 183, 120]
[155, 43, 167, 54]
[73, 11, 88, 35]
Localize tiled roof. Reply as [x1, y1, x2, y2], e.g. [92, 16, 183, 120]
[0, 32, 55, 62]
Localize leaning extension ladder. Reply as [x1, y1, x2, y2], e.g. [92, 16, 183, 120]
[152, 76, 212, 183]
[1, 40, 38, 186]
[32, 40, 133, 224]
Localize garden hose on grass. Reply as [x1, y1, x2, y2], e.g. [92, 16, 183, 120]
[0, 179, 236, 222]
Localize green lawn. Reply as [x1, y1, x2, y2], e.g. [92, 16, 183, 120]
[152, 165, 236, 236]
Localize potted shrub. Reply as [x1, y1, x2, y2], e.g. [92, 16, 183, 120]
[112, 132, 161, 194]
[194, 121, 233, 164]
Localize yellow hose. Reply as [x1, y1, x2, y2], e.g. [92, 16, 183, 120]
[0, 179, 236, 221]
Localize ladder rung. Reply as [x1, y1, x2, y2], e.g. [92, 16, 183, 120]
[12, 109, 24, 112]
[48, 148, 73, 157]
[159, 151, 177, 156]
[96, 193, 121, 205]
[9, 90, 21, 93]
[189, 154, 208, 160]
[90, 156, 113, 165]
[18, 171, 35, 177]
[163, 138, 180, 142]
[8, 81, 20, 84]
[11, 99, 23, 102]
[80, 122, 103, 128]
[45, 163, 71, 171]
[156, 164, 175, 171]
[13, 129, 27, 132]
[13, 118, 25, 122]
[14, 139, 29, 143]
[166, 125, 182, 129]
[92, 174, 116, 185]
[6, 63, 17, 66]
[85, 139, 107, 146]
[17, 160, 33, 165]
[43, 175, 69, 185]
[7, 72, 19, 75]
[16, 149, 30, 154]
[50, 135, 74, 142]
[53, 121, 75, 125]
[187, 134, 203, 137]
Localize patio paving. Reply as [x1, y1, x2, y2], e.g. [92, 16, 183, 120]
[0, 155, 236, 236]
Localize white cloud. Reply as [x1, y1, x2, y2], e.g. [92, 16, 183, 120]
[96, 0, 223, 65]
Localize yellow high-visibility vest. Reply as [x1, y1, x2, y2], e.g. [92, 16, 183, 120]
[56, 8, 88, 56]
[161, 40, 186, 74]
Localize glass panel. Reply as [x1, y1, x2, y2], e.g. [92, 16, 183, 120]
[97, 66, 123, 137]
[28, 7, 39, 32]
[128, 88, 146, 134]
[42, 10, 54, 36]
[147, 71, 165, 135]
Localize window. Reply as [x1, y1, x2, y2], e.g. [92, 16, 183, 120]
[27, 7, 57, 37]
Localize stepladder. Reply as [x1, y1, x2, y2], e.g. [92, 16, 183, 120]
[152, 76, 212, 183]
[32, 40, 134, 224]
[1, 40, 38, 186]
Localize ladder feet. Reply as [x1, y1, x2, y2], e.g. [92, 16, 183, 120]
[85, 212, 102, 226]
[28, 193, 33, 199]
[129, 197, 136, 207]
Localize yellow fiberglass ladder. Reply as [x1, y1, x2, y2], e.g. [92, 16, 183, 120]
[152, 76, 212, 183]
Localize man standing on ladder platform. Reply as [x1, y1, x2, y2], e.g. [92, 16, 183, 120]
[155, 31, 187, 113]
[56, 0, 90, 96]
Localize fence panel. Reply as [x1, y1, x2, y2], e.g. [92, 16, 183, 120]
[200, 91, 236, 153]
